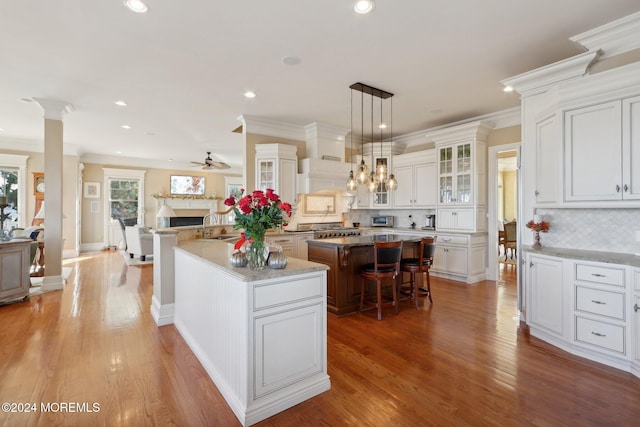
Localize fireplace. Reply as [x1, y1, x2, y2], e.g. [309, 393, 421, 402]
[169, 216, 204, 227]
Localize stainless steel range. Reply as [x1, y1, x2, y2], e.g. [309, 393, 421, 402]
[293, 222, 362, 239]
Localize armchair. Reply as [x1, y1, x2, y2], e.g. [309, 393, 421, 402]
[125, 225, 153, 261]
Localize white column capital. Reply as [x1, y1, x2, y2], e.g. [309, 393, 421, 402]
[33, 98, 75, 121]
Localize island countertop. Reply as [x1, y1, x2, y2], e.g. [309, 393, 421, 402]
[175, 239, 328, 282]
[307, 233, 433, 248]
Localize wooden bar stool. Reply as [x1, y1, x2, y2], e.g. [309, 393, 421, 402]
[399, 237, 435, 308]
[360, 240, 403, 320]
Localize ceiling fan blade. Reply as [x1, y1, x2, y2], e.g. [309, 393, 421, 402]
[191, 161, 205, 165]
[202, 165, 214, 170]
[211, 161, 231, 169]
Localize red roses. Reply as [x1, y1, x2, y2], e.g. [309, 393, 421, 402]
[224, 188, 292, 245]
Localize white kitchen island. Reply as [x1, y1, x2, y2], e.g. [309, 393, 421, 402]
[173, 240, 330, 426]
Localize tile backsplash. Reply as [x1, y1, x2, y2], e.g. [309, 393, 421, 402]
[535, 208, 640, 254]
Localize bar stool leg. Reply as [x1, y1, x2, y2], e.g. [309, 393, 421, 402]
[376, 279, 383, 320]
[392, 277, 399, 315]
[360, 277, 365, 313]
[425, 270, 433, 303]
[414, 270, 420, 309]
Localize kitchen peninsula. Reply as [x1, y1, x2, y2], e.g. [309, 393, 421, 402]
[173, 239, 330, 426]
[307, 233, 428, 316]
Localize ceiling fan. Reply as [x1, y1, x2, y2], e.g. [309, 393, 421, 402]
[190, 152, 231, 170]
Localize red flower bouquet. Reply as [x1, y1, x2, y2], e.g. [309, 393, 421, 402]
[525, 220, 551, 233]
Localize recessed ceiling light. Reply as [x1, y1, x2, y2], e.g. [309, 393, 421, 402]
[378, 124, 387, 129]
[124, 0, 148, 13]
[281, 56, 301, 66]
[116, 151, 122, 154]
[244, 91, 256, 98]
[503, 86, 514, 93]
[121, 125, 131, 129]
[354, 0, 375, 14]
[0, 128, 4, 132]
[168, 158, 173, 162]
[145, 132, 155, 136]
[115, 100, 127, 107]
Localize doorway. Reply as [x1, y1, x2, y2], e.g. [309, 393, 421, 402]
[487, 143, 520, 282]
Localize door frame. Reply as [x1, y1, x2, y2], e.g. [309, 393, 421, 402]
[487, 142, 521, 282]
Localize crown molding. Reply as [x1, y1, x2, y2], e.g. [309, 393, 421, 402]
[33, 98, 75, 121]
[570, 11, 640, 59]
[237, 114, 306, 141]
[304, 121, 350, 140]
[501, 51, 600, 97]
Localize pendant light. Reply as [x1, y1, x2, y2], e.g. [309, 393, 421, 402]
[346, 89, 357, 191]
[387, 97, 398, 191]
[347, 82, 397, 191]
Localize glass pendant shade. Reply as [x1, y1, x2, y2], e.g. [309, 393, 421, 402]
[346, 170, 357, 191]
[367, 172, 378, 193]
[356, 161, 369, 184]
[387, 174, 398, 191]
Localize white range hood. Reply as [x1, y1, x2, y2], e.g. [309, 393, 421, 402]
[297, 122, 352, 193]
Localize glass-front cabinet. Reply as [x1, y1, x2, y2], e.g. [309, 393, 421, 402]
[438, 143, 472, 205]
[255, 144, 298, 206]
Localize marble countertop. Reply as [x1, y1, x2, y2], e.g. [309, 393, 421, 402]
[175, 239, 328, 282]
[522, 246, 640, 268]
[307, 233, 431, 248]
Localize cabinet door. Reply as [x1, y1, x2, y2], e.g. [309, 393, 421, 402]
[392, 164, 414, 207]
[446, 246, 468, 275]
[438, 146, 454, 204]
[528, 255, 564, 336]
[564, 101, 622, 201]
[455, 143, 472, 204]
[623, 96, 640, 200]
[436, 208, 456, 230]
[294, 234, 313, 260]
[279, 158, 297, 205]
[432, 246, 447, 272]
[257, 159, 275, 191]
[355, 183, 370, 208]
[535, 114, 560, 204]
[414, 162, 437, 207]
[635, 294, 640, 363]
[454, 208, 474, 231]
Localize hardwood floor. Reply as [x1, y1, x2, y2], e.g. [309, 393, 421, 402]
[1, 253, 639, 426]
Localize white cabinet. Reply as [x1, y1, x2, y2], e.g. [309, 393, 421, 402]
[293, 233, 314, 260]
[632, 269, 640, 364]
[392, 150, 437, 209]
[564, 96, 640, 202]
[267, 235, 295, 257]
[255, 144, 298, 206]
[430, 233, 487, 284]
[0, 240, 30, 304]
[534, 113, 561, 204]
[527, 253, 565, 338]
[433, 121, 490, 232]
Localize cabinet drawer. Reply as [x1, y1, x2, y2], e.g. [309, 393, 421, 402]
[575, 263, 625, 288]
[253, 276, 324, 311]
[575, 316, 625, 354]
[435, 235, 468, 245]
[634, 269, 640, 292]
[575, 286, 625, 320]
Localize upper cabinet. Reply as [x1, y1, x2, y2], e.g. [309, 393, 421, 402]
[392, 150, 437, 209]
[255, 144, 298, 206]
[431, 121, 491, 232]
[534, 113, 562, 205]
[564, 95, 640, 202]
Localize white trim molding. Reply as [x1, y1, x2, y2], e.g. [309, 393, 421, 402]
[238, 114, 306, 141]
[570, 11, 640, 59]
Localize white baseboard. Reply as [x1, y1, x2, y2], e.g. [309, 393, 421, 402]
[150, 295, 174, 326]
[80, 243, 108, 253]
[41, 275, 64, 292]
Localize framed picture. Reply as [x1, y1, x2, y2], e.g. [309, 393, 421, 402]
[170, 175, 205, 195]
[84, 182, 101, 198]
[90, 200, 100, 213]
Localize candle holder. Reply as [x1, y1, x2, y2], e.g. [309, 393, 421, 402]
[526, 219, 551, 250]
[533, 231, 542, 249]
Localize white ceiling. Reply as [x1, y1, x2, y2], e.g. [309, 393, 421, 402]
[1, 1, 639, 174]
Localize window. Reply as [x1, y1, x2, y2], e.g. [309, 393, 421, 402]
[0, 169, 19, 229]
[0, 154, 28, 228]
[109, 179, 139, 219]
[224, 176, 243, 224]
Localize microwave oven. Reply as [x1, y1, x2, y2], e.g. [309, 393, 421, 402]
[370, 216, 394, 227]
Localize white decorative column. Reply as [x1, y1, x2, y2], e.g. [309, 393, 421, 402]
[151, 230, 178, 325]
[34, 98, 74, 292]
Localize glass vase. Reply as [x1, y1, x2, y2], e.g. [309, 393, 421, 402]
[246, 238, 269, 270]
[533, 231, 542, 249]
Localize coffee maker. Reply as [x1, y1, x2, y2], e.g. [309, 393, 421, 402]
[423, 214, 436, 230]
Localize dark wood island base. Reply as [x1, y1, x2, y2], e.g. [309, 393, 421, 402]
[308, 234, 424, 316]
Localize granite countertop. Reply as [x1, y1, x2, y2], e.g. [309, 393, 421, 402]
[175, 239, 328, 282]
[307, 233, 431, 248]
[522, 246, 640, 268]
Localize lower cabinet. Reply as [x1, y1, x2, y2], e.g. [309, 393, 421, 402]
[525, 251, 640, 378]
[430, 232, 487, 284]
[0, 240, 31, 304]
[293, 233, 314, 260]
[527, 254, 565, 338]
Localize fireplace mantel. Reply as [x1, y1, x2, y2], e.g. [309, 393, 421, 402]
[155, 197, 221, 228]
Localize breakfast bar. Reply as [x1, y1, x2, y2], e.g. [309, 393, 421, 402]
[173, 239, 330, 426]
[307, 233, 429, 316]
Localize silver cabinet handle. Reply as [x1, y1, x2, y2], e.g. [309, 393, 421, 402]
[634, 304, 639, 312]
[591, 273, 606, 277]
[616, 184, 621, 192]
[591, 300, 606, 305]
[535, 190, 540, 196]
[591, 331, 606, 337]
[529, 261, 534, 268]
[624, 184, 629, 192]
